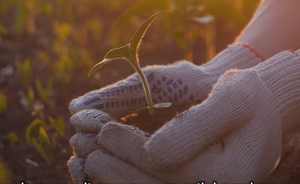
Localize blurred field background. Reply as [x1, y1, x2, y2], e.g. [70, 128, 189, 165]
[2, 0, 299, 183]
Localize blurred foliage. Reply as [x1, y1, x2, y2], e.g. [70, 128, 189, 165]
[0, 0, 260, 166]
[26, 107, 65, 165]
[0, 92, 7, 115]
[111, 0, 257, 60]
[0, 156, 10, 184]
[0, 0, 260, 69]
[15, 58, 33, 87]
[5, 132, 21, 148]
[35, 77, 55, 108]
[19, 86, 35, 110]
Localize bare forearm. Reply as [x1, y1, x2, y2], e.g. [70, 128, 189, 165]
[236, 0, 300, 59]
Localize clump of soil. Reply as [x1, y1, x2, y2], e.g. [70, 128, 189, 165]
[122, 101, 199, 134]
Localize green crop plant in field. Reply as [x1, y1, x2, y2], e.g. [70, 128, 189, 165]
[35, 78, 55, 108]
[89, 13, 171, 114]
[112, 0, 249, 61]
[26, 105, 65, 165]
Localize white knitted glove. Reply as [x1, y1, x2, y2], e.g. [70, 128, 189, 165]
[68, 109, 164, 183]
[69, 44, 262, 118]
[67, 43, 263, 183]
[75, 50, 300, 183]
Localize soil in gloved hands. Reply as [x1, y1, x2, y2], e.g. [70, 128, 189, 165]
[121, 101, 200, 134]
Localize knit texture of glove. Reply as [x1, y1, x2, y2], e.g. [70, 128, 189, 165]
[94, 50, 300, 183]
[69, 44, 262, 118]
[67, 43, 264, 183]
[254, 50, 300, 133]
[96, 68, 282, 183]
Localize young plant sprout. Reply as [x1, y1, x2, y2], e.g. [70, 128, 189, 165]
[89, 13, 171, 114]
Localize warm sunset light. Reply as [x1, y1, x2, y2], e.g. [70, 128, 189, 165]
[1, 0, 300, 183]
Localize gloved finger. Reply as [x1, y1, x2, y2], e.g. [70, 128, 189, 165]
[144, 69, 278, 169]
[97, 122, 229, 183]
[85, 148, 164, 184]
[164, 112, 282, 183]
[98, 122, 222, 182]
[98, 113, 282, 183]
[69, 61, 206, 118]
[70, 109, 115, 133]
[68, 156, 87, 184]
[70, 133, 101, 157]
[98, 122, 153, 168]
[98, 122, 169, 181]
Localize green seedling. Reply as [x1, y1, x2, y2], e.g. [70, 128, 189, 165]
[26, 118, 51, 165]
[26, 113, 65, 165]
[35, 77, 55, 108]
[89, 13, 171, 114]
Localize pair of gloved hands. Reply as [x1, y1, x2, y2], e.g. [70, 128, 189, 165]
[67, 43, 300, 183]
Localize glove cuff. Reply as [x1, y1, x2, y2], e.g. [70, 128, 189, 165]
[202, 43, 264, 75]
[255, 50, 300, 131]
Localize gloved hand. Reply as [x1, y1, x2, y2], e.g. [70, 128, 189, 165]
[70, 50, 300, 183]
[69, 43, 263, 117]
[67, 43, 263, 183]
[68, 109, 164, 183]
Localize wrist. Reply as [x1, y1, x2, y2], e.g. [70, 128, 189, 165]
[255, 50, 300, 132]
[202, 43, 263, 75]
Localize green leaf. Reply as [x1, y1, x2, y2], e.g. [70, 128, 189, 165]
[88, 45, 130, 77]
[204, 0, 247, 28]
[0, 92, 7, 115]
[21, 58, 32, 87]
[34, 78, 54, 107]
[49, 117, 65, 136]
[191, 15, 215, 25]
[39, 127, 50, 151]
[35, 78, 46, 102]
[113, 0, 169, 28]
[88, 59, 114, 77]
[31, 138, 51, 165]
[154, 102, 172, 108]
[6, 132, 21, 146]
[26, 119, 44, 142]
[130, 12, 159, 55]
[105, 44, 131, 59]
[54, 22, 72, 43]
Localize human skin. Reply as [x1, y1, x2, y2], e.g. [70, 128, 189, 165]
[236, 0, 300, 59]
